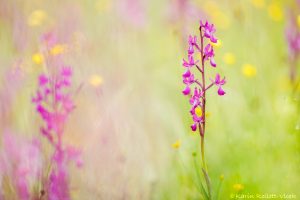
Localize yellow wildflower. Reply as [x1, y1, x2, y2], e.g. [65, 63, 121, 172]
[211, 39, 222, 48]
[89, 75, 103, 87]
[32, 53, 44, 65]
[50, 44, 66, 55]
[195, 107, 202, 117]
[27, 10, 47, 26]
[268, 1, 283, 22]
[297, 15, 300, 28]
[172, 140, 181, 149]
[233, 183, 244, 192]
[242, 64, 257, 78]
[223, 52, 236, 65]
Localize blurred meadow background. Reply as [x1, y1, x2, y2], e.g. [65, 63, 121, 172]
[0, 0, 300, 199]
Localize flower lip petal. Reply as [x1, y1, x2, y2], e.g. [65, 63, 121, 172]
[210, 57, 216, 67]
[182, 86, 191, 95]
[210, 35, 218, 43]
[182, 69, 191, 78]
[218, 86, 226, 96]
[191, 123, 197, 131]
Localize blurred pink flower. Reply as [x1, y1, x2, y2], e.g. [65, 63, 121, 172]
[0, 130, 43, 200]
[32, 48, 81, 199]
[285, 8, 300, 83]
[48, 165, 70, 200]
[33, 66, 75, 140]
[285, 12, 300, 58]
[42, 31, 58, 48]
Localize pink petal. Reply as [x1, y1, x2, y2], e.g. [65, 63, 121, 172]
[210, 35, 218, 43]
[182, 59, 189, 67]
[204, 30, 211, 38]
[182, 86, 191, 95]
[38, 74, 48, 86]
[220, 77, 226, 85]
[182, 69, 191, 78]
[191, 123, 197, 131]
[210, 57, 216, 67]
[218, 86, 225, 96]
[215, 73, 220, 83]
[188, 45, 194, 55]
[61, 66, 72, 77]
[189, 55, 195, 65]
